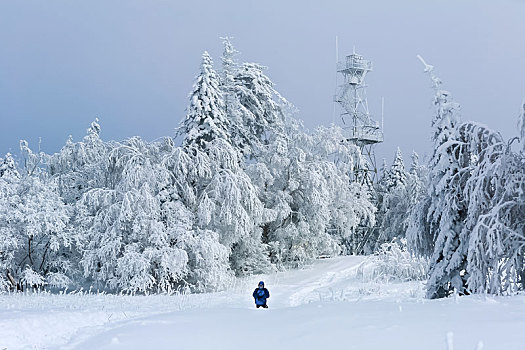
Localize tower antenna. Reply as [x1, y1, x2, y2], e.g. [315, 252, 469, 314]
[332, 36, 339, 125]
[381, 97, 384, 131]
[336, 36, 339, 63]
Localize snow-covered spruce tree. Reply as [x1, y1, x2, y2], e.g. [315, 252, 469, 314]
[405, 151, 431, 255]
[221, 37, 238, 92]
[408, 151, 427, 181]
[405, 61, 455, 259]
[233, 61, 289, 156]
[175, 50, 272, 281]
[0, 152, 18, 178]
[385, 147, 408, 190]
[373, 148, 410, 247]
[178, 51, 230, 151]
[374, 159, 389, 210]
[221, 37, 239, 130]
[406, 151, 428, 211]
[408, 59, 468, 298]
[0, 144, 72, 291]
[368, 159, 388, 249]
[220, 37, 251, 156]
[379, 158, 388, 185]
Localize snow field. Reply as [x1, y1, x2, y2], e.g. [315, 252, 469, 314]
[1, 256, 524, 350]
[72, 297, 525, 350]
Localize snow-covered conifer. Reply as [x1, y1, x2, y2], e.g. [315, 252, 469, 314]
[373, 148, 410, 246]
[404, 151, 430, 255]
[221, 37, 239, 90]
[379, 159, 388, 183]
[178, 52, 230, 150]
[234, 62, 288, 154]
[220, 37, 254, 157]
[0, 153, 18, 178]
[421, 64, 471, 298]
[385, 147, 407, 190]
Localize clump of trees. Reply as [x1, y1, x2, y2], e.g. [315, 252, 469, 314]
[1, 41, 523, 298]
[406, 61, 525, 298]
[0, 39, 375, 293]
[367, 59, 524, 299]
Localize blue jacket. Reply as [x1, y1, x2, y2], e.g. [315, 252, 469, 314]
[253, 287, 270, 305]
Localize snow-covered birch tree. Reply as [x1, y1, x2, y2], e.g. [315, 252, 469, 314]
[247, 118, 375, 267]
[466, 117, 525, 294]
[48, 119, 109, 204]
[76, 137, 191, 293]
[0, 143, 72, 291]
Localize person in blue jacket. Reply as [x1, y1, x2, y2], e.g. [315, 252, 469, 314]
[253, 281, 270, 308]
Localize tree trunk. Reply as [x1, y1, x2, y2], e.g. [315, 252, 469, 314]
[6, 270, 22, 292]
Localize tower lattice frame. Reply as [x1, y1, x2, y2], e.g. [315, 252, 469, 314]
[334, 51, 383, 183]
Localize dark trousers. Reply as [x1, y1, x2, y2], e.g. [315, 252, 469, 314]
[256, 303, 268, 308]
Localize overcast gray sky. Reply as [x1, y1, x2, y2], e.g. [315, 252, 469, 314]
[1, 0, 524, 165]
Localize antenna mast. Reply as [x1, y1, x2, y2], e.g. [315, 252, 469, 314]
[332, 36, 339, 125]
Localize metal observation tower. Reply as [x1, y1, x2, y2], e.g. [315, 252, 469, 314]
[335, 50, 383, 183]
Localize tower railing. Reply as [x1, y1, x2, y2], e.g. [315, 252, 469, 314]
[336, 55, 372, 73]
[344, 126, 384, 144]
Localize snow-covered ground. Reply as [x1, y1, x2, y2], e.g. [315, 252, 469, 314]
[1, 256, 524, 350]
